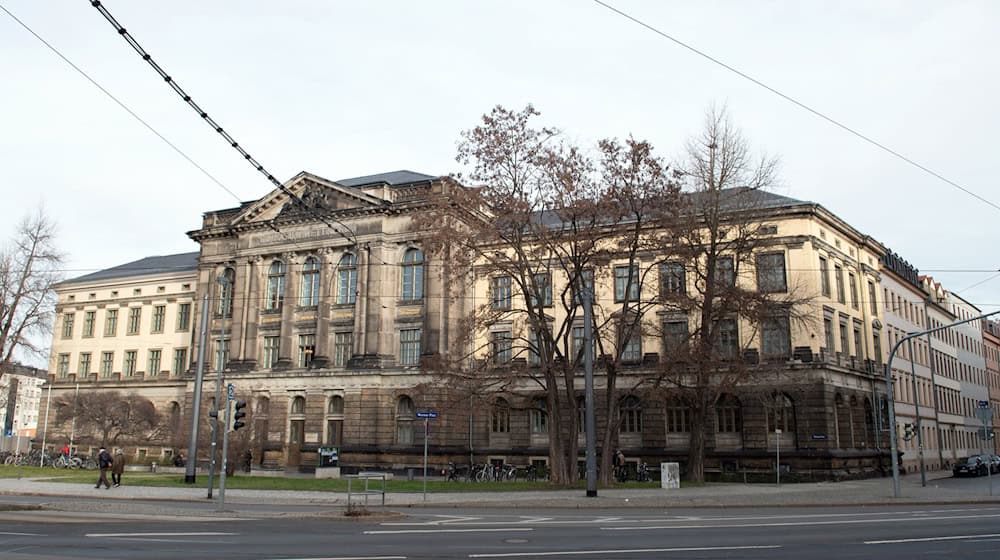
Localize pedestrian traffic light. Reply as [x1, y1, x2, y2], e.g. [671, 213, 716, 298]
[231, 400, 247, 432]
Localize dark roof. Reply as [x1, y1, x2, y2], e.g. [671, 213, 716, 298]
[335, 170, 437, 188]
[63, 252, 200, 285]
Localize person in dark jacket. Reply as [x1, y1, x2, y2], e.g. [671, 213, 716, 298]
[95, 447, 112, 489]
[111, 448, 125, 487]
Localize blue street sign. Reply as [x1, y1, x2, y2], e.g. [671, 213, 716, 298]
[978, 400, 989, 408]
[415, 411, 438, 419]
[227, 383, 235, 401]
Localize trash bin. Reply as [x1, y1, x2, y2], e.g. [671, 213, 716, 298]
[407, 468, 415, 481]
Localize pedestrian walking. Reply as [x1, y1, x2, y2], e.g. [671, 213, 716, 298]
[111, 448, 125, 487]
[95, 447, 112, 489]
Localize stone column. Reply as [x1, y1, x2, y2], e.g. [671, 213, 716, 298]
[275, 252, 299, 369]
[311, 248, 334, 368]
[241, 256, 263, 368]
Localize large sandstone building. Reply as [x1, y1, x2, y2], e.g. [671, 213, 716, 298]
[44, 169, 916, 479]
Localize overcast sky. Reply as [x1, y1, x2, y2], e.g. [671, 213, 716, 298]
[3, 1, 998, 364]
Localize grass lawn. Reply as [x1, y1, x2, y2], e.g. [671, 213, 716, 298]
[2, 466, 663, 492]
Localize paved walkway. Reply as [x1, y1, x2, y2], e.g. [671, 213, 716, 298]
[0, 470, 998, 513]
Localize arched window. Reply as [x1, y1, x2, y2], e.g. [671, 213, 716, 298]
[326, 395, 344, 446]
[491, 398, 510, 433]
[218, 267, 235, 317]
[716, 394, 742, 433]
[620, 396, 643, 433]
[255, 396, 270, 416]
[665, 399, 690, 433]
[168, 401, 181, 434]
[769, 393, 795, 433]
[291, 396, 306, 415]
[401, 248, 424, 301]
[337, 253, 357, 305]
[396, 396, 415, 444]
[530, 397, 548, 434]
[265, 261, 286, 311]
[300, 257, 320, 307]
[864, 398, 875, 448]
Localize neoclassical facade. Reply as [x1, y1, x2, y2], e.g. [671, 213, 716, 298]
[44, 170, 901, 479]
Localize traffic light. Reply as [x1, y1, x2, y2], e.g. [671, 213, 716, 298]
[231, 400, 247, 432]
[209, 408, 220, 420]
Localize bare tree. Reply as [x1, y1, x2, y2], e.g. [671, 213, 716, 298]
[649, 106, 812, 482]
[54, 391, 162, 447]
[0, 208, 63, 374]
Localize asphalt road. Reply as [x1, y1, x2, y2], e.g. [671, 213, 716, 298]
[2, 501, 1000, 559]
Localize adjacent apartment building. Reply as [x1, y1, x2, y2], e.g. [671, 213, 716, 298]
[0, 363, 47, 439]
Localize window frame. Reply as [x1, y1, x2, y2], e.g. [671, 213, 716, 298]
[756, 252, 787, 293]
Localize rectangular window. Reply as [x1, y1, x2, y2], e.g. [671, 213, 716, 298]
[491, 331, 512, 365]
[660, 262, 686, 297]
[400, 328, 421, 365]
[262, 336, 280, 369]
[614, 264, 639, 302]
[78, 352, 91, 377]
[57, 353, 70, 377]
[571, 325, 586, 361]
[172, 348, 188, 375]
[872, 330, 883, 365]
[215, 338, 230, 372]
[104, 309, 118, 336]
[528, 329, 543, 366]
[715, 255, 735, 287]
[619, 325, 642, 362]
[819, 257, 830, 297]
[123, 350, 137, 376]
[761, 313, 791, 358]
[176, 303, 191, 331]
[147, 349, 162, 375]
[337, 268, 357, 304]
[127, 307, 141, 335]
[326, 419, 343, 446]
[298, 334, 315, 368]
[839, 316, 849, 354]
[82, 311, 96, 337]
[151, 305, 165, 333]
[529, 273, 552, 307]
[100, 351, 114, 377]
[848, 273, 859, 309]
[824, 314, 835, 352]
[853, 322, 863, 358]
[61, 313, 74, 339]
[492, 276, 512, 310]
[835, 265, 845, 304]
[868, 281, 878, 315]
[334, 332, 353, 367]
[573, 269, 595, 305]
[714, 318, 738, 359]
[756, 252, 787, 293]
[663, 320, 688, 357]
[666, 405, 689, 433]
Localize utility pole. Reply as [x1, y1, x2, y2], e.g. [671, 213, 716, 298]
[207, 274, 229, 499]
[184, 293, 210, 484]
[39, 383, 51, 467]
[907, 339, 926, 487]
[583, 279, 597, 498]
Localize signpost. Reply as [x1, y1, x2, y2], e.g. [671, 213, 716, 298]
[416, 411, 438, 502]
[775, 429, 782, 486]
[976, 401, 994, 497]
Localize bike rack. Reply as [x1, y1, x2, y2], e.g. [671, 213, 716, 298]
[346, 471, 387, 508]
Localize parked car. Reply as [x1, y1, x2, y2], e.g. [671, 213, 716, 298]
[953, 455, 989, 477]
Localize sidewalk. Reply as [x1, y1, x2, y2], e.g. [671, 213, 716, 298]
[0, 470, 997, 513]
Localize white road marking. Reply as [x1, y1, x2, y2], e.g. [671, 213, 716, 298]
[382, 515, 483, 526]
[365, 528, 534, 535]
[865, 533, 1000, 545]
[468, 544, 782, 557]
[267, 557, 406, 560]
[518, 516, 552, 523]
[603, 512, 1000, 531]
[0, 531, 42, 536]
[85, 531, 236, 537]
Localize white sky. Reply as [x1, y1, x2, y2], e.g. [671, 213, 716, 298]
[3, 1, 999, 365]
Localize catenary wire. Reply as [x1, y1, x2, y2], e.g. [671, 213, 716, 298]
[591, 0, 1000, 214]
[0, 1, 352, 261]
[86, 0, 358, 246]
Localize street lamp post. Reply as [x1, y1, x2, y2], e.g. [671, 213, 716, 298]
[207, 273, 229, 499]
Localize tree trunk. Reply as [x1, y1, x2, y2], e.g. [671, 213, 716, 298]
[687, 405, 708, 483]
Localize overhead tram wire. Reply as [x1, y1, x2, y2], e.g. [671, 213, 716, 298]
[591, 0, 1000, 214]
[0, 2, 337, 261]
[87, 0, 357, 247]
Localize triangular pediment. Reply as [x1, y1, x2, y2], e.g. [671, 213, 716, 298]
[232, 172, 387, 226]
